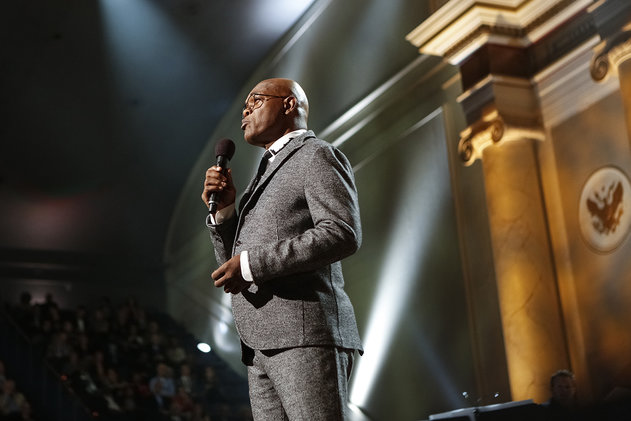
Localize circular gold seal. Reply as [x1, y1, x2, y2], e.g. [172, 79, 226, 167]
[579, 166, 631, 253]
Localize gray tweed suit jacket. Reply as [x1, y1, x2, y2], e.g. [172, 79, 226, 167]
[208, 130, 363, 354]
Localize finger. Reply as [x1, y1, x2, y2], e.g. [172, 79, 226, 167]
[205, 167, 226, 181]
[225, 168, 234, 183]
[210, 166, 229, 179]
[223, 279, 236, 293]
[205, 173, 226, 186]
[203, 183, 224, 195]
[211, 267, 225, 282]
[205, 178, 227, 192]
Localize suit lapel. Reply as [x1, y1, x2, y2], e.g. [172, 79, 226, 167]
[238, 131, 314, 214]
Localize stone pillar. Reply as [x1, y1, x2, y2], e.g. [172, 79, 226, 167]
[457, 83, 568, 402]
[480, 136, 555, 392]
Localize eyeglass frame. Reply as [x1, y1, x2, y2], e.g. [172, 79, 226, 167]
[243, 93, 290, 113]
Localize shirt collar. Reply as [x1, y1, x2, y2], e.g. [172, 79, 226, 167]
[267, 129, 307, 159]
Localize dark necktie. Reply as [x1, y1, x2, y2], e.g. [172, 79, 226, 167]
[252, 149, 273, 189]
[239, 150, 273, 212]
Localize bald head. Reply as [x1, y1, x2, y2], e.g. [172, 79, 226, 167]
[241, 78, 310, 148]
[253, 78, 309, 125]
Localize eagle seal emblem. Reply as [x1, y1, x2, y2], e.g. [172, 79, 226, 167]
[579, 166, 631, 253]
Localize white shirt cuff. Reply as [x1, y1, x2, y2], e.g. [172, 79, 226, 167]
[240, 250, 254, 283]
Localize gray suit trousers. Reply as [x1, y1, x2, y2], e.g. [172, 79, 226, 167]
[247, 346, 354, 421]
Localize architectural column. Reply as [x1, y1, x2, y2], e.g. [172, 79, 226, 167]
[590, 0, 631, 142]
[457, 79, 567, 403]
[407, 0, 596, 402]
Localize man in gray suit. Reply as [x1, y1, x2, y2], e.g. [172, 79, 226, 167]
[201, 78, 362, 420]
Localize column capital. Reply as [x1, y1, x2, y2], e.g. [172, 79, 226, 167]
[591, 30, 631, 81]
[458, 110, 545, 166]
[589, 0, 631, 81]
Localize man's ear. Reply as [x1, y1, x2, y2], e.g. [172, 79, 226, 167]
[284, 96, 297, 114]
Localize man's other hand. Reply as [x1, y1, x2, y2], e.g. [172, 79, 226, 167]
[212, 254, 250, 294]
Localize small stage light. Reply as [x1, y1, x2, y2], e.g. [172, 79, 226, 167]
[197, 342, 211, 353]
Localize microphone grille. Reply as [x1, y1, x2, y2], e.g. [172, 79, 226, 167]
[215, 138, 236, 159]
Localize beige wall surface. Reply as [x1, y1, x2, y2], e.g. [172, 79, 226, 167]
[551, 91, 631, 399]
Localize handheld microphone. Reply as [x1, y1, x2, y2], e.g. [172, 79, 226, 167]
[209, 138, 236, 214]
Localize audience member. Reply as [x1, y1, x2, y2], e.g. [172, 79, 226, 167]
[0, 379, 26, 418]
[46, 331, 72, 371]
[74, 332, 92, 361]
[101, 367, 127, 403]
[171, 385, 195, 418]
[0, 359, 6, 388]
[89, 349, 108, 385]
[73, 305, 89, 334]
[198, 365, 227, 414]
[130, 369, 153, 413]
[176, 363, 195, 396]
[190, 401, 211, 421]
[541, 369, 581, 421]
[13, 292, 37, 335]
[39, 293, 58, 321]
[149, 362, 176, 412]
[17, 400, 35, 421]
[91, 307, 110, 336]
[147, 332, 167, 364]
[166, 335, 188, 366]
[60, 350, 82, 380]
[30, 318, 53, 350]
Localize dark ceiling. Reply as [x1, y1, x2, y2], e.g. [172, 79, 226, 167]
[0, 0, 315, 281]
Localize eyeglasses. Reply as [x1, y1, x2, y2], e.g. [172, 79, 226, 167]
[243, 93, 288, 113]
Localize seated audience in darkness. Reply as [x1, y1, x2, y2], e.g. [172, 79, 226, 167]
[5, 292, 253, 420]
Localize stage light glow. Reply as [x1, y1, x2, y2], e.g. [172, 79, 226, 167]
[413, 327, 464, 408]
[349, 114, 450, 408]
[347, 402, 371, 421]
[248, 0, 317, 35]
[210, 294, 240, 355]
[97, 0, 196, 91]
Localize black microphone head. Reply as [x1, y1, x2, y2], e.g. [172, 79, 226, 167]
[215, 138, 235, 160]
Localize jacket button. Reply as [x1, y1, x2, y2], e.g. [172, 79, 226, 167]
[235, 240, 242, 247]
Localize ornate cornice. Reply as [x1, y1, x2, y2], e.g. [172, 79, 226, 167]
[535, 35, 620, 129]
[458, 110, 545, 165]
[406, 0, 594, 64]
